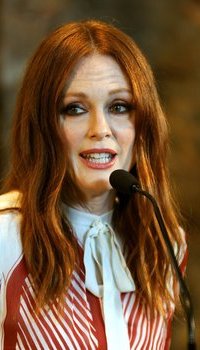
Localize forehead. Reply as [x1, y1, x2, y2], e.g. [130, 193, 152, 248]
[65, 53, 131, 91]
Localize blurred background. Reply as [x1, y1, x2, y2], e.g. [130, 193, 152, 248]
[0, 0, 199, 348]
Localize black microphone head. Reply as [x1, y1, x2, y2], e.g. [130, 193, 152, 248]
[109, 169, 140, 194]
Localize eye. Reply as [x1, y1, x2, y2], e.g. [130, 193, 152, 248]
[109, 102, 135, 114]
[60, 103, 87, 116]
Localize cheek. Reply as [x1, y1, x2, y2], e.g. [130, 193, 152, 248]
[113, 116, 135, 142]
[61, 117, 88, 148]
[121, 125, 135, 152]
[119, 125, 136, 168]
[62, 124, 80, 150]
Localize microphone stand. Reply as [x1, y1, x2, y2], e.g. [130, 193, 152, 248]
[132, 184, 197, 350]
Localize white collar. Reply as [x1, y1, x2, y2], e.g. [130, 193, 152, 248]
[63, 205, 113, 246]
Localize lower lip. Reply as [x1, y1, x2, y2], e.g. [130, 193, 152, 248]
[80, 155, 117, 169]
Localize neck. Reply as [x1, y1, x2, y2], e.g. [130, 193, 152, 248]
[74, 190, 115, 215]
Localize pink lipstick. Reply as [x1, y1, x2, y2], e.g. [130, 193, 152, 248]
[79, 149, 117, 169]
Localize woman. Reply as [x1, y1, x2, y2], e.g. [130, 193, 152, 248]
[0, 20, 187, 349]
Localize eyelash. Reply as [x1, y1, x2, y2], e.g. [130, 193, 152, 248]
[60, 101, 135, 117]
[60, 103, 86, 116]
[109, 102, 135, 114]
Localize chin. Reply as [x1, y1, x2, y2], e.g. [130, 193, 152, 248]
[83, 179, 112, 195]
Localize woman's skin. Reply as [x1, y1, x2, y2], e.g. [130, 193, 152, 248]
[61, 54, 136, 214]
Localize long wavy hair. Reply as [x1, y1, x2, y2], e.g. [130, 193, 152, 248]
[3, 19, 184, 316]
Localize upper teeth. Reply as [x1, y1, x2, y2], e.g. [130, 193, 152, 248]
[82, 152, 114, 163]
[83, 152, 112, 159]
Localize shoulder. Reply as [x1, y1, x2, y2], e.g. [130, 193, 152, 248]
[0, 191, 22, 210]
[0, 191, 23, 278]
[0, 191, 22, 249]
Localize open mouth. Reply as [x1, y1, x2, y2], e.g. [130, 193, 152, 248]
[79, 149, 117, 168]
[80, 152, 116, 164]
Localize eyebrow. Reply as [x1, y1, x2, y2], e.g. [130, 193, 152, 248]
[63, 92, 87, 98]
[63, 88, 132, 98]
[108, 88, 132, 95]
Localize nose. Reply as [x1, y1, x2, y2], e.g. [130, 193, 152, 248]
[87, 109, 112, 140]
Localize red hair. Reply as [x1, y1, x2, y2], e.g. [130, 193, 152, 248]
[3, 19, 183, 315]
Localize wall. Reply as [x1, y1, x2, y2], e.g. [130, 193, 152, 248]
[0, 0, 200, 347]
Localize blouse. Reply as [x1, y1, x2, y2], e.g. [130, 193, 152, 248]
[0, 191, 187, 350]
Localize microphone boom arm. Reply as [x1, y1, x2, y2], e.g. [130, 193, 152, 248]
[132, 184, 196, 350]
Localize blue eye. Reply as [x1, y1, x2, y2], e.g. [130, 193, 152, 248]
[60, 103, 86, 116]
[109, 102, 134, 114]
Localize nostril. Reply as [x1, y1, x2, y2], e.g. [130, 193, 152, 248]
[88, 124, 112, 139]
[89, 131, 112, 139]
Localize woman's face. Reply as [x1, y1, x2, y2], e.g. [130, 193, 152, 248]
[61, 53, 136, 199]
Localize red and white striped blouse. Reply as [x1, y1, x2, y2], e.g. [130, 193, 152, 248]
[0, 193, 187, 350]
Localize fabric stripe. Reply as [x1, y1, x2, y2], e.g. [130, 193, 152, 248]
[140, 307, 151, 349]
[153, 315, 164, 349]
[86, 290, 107, 349]
[63, 306, 91, 349]
[50, 304, 83, 350]
[20, 282, 59, 349]
[17, 269, 99, 349]
[128, 296, 141, 346]
[19, 303, 44, 349]
[17, 324, 32, 349]
[65, 297, 97, 349]
[2, 247, 182, 349]
[19, 282, 59, 349]
[131, 302, 146, 349]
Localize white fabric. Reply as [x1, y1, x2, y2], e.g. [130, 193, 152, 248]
[0, 191, 21, 210]
[65, 206, 135, 350]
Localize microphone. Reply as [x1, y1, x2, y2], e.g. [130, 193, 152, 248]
[109, 169, 196, 350]
[109, 169, 140, 194]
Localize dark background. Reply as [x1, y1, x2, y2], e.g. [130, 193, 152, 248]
[0, 1, 199, 348]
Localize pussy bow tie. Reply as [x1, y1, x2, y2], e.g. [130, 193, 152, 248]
[83, 218, 135, 350]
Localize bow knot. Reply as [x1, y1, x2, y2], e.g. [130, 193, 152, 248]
[83, 218, 135, 350]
